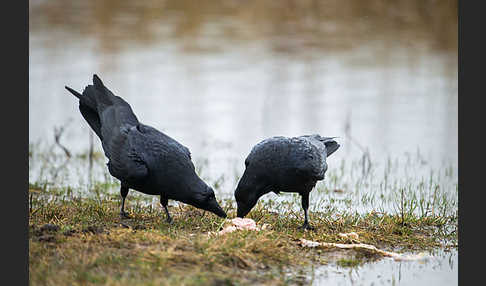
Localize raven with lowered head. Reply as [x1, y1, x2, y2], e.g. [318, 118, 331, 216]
[235, 135, 339, 230]
[65, 75, 227, 222]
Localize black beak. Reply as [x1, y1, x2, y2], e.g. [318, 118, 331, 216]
[207, 198, 227, 218]
[236, 201, 251, 218]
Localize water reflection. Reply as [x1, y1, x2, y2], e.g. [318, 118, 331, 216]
[312, 249, 458, 285]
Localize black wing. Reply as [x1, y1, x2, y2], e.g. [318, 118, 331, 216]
[136, 124, 192, 161]
[294, 141, 326, 180]
[105, 125, 148, 185]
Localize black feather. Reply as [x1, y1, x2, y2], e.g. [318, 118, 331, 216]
[65, 86, 82, 99]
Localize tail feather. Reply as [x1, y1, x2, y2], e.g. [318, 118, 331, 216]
[90, 74, 117, 108]
[93, 74, 104, 89]
[79, 104, 103, 140]
[65, 83, 103, 139]
[318, 137, 340, 157]
[324, 141, 340, 157]
[65, 74, 138, 141]
[65, 86, 82, 99]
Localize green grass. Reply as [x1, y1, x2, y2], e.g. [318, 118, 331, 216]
[29, 185, 457, 286]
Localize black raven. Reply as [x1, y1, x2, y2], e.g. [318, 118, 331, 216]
[65, 74, 227, 221]
[234, 135, 339, 230]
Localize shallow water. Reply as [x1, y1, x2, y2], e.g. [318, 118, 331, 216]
[29, 1, 458, 284]
[311, 248, 457, 286]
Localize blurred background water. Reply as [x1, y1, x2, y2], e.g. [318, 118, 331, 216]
[29, 0, 457, 177]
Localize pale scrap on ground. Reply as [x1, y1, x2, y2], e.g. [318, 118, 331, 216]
[338, 232, 359, 240]
[210, 220, 429, 262]
[299, 238, 429, 261]
[209, 218, 270, 236]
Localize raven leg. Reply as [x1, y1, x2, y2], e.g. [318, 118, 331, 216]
[120, 184, 130, 219]
[160, 196, 172, 224]
[299, 192, 315, 230]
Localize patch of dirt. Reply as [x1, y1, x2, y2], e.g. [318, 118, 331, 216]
[40, 224, 60, 232]
[37, 234, 56, 242]
[63, 229, 77, 236]
[81, 225, 105, 234]
[31, 224, 61, 237]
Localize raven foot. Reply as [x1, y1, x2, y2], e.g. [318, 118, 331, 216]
[120, 211, 131, 219]
[298, 223, 315, 231]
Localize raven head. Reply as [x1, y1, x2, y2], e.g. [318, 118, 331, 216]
[191, 184, 227, 218]
[234, 170, 267, 218]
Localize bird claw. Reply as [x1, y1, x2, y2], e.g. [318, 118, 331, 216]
[120, 211, 131, 219]
[298, 223, 315, 231]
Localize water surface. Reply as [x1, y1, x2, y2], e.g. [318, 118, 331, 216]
[29, 0, 458, 176]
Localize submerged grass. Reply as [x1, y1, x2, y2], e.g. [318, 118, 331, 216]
[29, 185, 457, 286]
